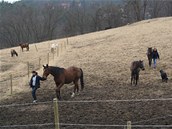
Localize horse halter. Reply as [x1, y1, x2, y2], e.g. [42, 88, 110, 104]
[42, 64, 49, 79]
[42, 69, 49, 79]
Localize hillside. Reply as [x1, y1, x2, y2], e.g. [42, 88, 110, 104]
[0, 17, 172, 129]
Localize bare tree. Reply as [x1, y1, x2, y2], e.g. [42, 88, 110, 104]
[124, 0, 149, 22]
[41, 2, 62, 40]
[149, 0, 166, 18]
[165, 0, 172, 16]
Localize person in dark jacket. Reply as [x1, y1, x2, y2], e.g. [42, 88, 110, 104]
[29, 71, 45, 103]
[152, 48, 160, 68]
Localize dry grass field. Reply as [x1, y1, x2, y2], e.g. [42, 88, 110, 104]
[0, 17, 172, 129]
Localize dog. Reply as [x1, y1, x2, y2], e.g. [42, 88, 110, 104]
[160, 70, 168, 83]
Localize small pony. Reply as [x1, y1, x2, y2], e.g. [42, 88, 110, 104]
[147, 47, 153, 67]
[130, 60, 145, 86]
[42, 64, 84, 100]
[11, 49, 18, 57]
[19, 43, 29, 51]
[50, 43, 58, 53]
[160, 70, 168, 83]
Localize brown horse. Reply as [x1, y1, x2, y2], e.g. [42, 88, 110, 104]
[19, 43, 29, 51]
[42, 64, 84, 100]
[147, 47, 152, 67]
[130, 60, 145, 86]
[11, 49, 18, 57]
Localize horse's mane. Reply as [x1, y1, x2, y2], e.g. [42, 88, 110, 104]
[49, 66, 64, 77]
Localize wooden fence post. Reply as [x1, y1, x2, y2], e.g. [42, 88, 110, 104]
[10, 74, 12, 95]
[35, 45, 38, 52]
[64, 42, 66, 50]
[39, 57, 41, 69]
[53, 98, 60, 129]
[53, 51, 54, 61]
[56, 47, 59, 57]
[127, 121, 131, 129]
[27, 62, 29, 79]
[58, 44, 61, 56]
[66, 37, 68, 45]
[61, 43, 63, 53]
[47, 53, 49, 64]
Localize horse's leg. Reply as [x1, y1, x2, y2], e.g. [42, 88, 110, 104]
[71, 79, 79, 98]
[131, 74, 133, 85]
[149, 58, 152, 67]
[133, 75, 136, 84]
[150, 58, 152, 67]
[133, 74, 137, 86]
[55, 83, 64, 100]
[135, 74, 139, 86]
[148, 58, 151, 67]
[131, 71, 134, 85]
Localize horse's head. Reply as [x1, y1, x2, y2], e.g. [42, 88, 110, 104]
[139, 60, 145, 70]
[42, 64, 50, 79]
[147, 47, 152, 54]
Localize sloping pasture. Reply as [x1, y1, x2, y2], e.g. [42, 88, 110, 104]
[0, 17, 172, 129]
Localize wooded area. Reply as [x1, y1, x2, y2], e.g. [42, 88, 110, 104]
[0, 0, 172, 49]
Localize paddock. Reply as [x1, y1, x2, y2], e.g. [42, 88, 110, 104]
[0, 17, 172, 129]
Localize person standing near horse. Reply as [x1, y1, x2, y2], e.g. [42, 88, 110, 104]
[152, 48, 160, 69]
[29, 71, 46, 103]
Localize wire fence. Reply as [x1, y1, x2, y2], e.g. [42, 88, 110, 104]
[0, 98, 172, 129]
[0, 123, 172, 128]
[0, 97, 172, 108]
[0, 39, 68, 98]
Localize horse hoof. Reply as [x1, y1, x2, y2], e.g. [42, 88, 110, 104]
[71, 92, 75, 98]
[57, 97, 61, 100]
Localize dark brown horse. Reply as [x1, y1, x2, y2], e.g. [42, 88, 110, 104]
[11, 49, 18, 57]
[147, 47, 152, 67]
[130, 60, 145, 86]
[42, 64, 84, 100]
[19, 43, 29, 51]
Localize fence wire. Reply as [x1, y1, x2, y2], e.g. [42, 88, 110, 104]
[0, 97, 171, 108]
[0, 123, 172, 128]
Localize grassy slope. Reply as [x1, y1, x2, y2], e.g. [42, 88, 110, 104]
[0, 17, 172, 128]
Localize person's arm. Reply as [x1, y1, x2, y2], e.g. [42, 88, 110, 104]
[157, 52, 160, 59]
[38, 76, 46, 81]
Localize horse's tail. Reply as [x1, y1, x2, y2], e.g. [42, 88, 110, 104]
[80, 68, 84, 90]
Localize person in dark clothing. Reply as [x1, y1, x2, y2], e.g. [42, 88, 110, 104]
[29, 71, 45, 103]
[152, 48, 160, 68]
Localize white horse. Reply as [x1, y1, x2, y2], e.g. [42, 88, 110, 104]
[50, 43, 58, 53]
